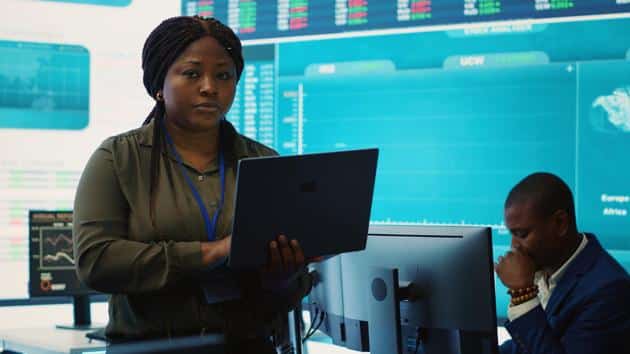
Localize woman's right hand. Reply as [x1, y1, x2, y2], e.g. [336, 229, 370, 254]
[200, 235, 231, 266]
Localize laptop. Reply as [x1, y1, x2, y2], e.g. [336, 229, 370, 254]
[228, 148, 378, 269]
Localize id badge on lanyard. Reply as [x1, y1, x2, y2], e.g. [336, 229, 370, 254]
[162, 119, 225, 242]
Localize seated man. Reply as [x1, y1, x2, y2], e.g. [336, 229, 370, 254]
[495, 172, 630, 354]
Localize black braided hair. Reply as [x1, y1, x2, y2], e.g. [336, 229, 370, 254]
[140, 16, 243, 228]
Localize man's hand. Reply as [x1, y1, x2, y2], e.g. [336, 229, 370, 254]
[494, 247, 536, 290]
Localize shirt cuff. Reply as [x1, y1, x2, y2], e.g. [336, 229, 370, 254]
[172, 241, 205, 272]
[507, 297, 540, 321]
[205, 255, 228, 271]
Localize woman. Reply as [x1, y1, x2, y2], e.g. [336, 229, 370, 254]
[73, 16, 311, 352]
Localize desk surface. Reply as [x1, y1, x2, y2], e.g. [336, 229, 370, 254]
[0, 327, 106, 354]
[303, 327, 511, 353]
[1, 325, 511, 354]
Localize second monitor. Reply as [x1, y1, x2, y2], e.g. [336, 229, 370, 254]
[309, 224, 498, 354]
[29, 210, 102, 330]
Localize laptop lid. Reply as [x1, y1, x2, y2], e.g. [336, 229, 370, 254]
[228, 148, 378, 269]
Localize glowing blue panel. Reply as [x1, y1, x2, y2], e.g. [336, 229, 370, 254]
[0, 41, 90, 130]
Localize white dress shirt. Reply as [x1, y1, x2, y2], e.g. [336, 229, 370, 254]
[507, 234, 589, 321]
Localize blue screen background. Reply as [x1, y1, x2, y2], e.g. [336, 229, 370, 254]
[229, 17, 630, 318]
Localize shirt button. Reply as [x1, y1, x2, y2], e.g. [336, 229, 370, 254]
[198, 175, 204, 181]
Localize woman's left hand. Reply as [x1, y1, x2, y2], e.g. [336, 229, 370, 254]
[268, 234, 304, 270]
[260, 234, 327, 291]
[260, 234, 305, 290]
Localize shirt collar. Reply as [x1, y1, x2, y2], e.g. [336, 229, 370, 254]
[535, 233, 589, 288]
[137, 118, 254, 162]
[549, 233, 588, 286]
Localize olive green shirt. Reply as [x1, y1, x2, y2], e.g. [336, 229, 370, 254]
[73, 119, 310, 339]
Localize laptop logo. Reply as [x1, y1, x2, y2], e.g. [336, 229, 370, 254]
[300, 180, 317, 193]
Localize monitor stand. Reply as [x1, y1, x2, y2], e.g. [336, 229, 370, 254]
[56, 295, 101, 330]
[367, 268, 493, 354]
[367, 267, 404, 354]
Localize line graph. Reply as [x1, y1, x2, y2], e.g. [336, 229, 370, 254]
[43, 252, 74, 265]
[44, 234, 72, 246]
[39, 227, 75, 270]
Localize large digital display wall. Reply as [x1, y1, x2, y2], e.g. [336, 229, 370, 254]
[229, 15, 630, 315]
[1, 0, 629, 318]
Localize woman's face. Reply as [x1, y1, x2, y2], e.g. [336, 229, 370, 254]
[161, 36, 237, 132]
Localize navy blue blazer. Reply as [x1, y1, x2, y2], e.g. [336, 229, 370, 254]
[500, 234, 630, 354]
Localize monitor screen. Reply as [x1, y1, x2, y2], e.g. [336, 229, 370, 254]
[28, 210, 102, 329]
[309, 225, 497, 354]
[28, 210, 94, 297]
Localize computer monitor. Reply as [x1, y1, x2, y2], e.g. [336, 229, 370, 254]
[28, 210, 101, 330]
[309, 224, 498, 354]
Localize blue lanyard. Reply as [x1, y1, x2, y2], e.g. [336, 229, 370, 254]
[162, 119, 225, 242]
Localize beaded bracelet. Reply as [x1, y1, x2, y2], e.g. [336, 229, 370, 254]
[507, 285, 538, 296]
[510, 290, 539, 306]
[508, 285, 539, 306]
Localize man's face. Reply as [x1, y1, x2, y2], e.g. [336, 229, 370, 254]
[504, 201, 561, 271]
